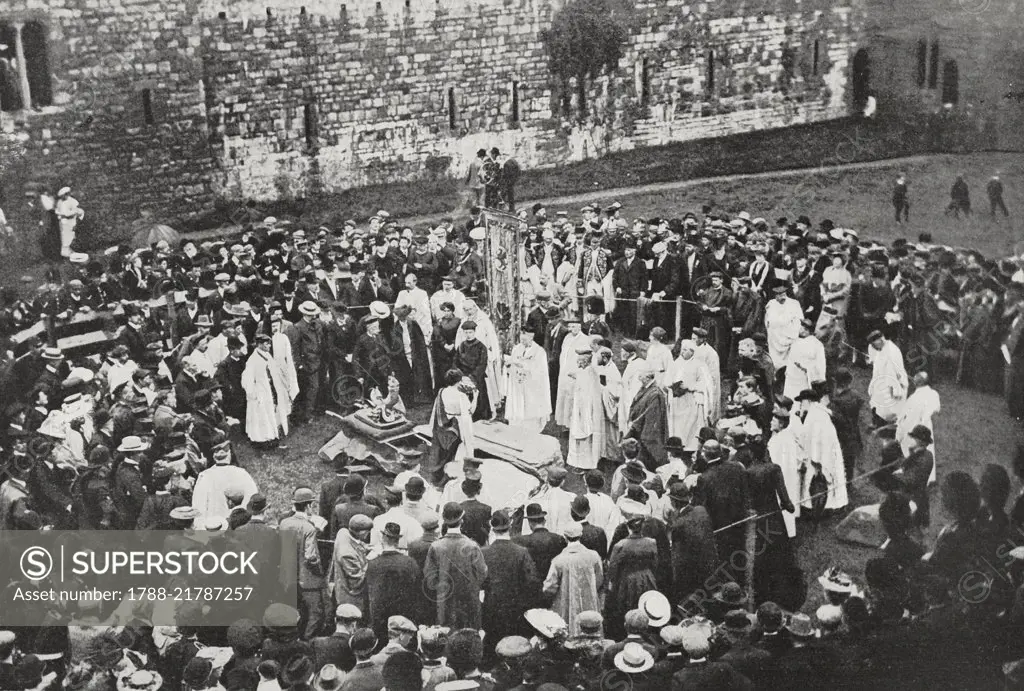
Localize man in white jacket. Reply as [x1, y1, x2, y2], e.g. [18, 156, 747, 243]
[241, 335, 293, 449]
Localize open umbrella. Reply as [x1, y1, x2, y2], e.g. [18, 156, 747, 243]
[131, 223, 180, 249]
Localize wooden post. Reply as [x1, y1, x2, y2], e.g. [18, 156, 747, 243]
[744, 516, 757, 611]
[165, 290, 179, 346]
[42, 312, 57, 348]
[674, 296, 683, 342]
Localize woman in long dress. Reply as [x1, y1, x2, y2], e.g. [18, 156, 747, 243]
[645, 327, 674, 389]
[818, 252, 852, 329]
[431, 303, 461, 391]
[604, 516, 659, 640]
[426, 368, 477, 483]
[667, 341, 708, 451]
[746, 437, 796, 606]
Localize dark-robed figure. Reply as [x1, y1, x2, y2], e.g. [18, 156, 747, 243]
[454, 320, 490, 420]
[431, 302, 461, 391]
[746, 434, 796, 606]
[388, 305, 432, 404]
[624, 364, 668, 470]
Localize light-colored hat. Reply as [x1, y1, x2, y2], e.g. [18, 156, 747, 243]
[542, 229, 554, 240]
[117, 436, 149, 453]
[638, 590, 671, 627]
[68, 252, 90, 265]
[116, 671, 162, 691]
[563, 522, 583, 540]
[524, 609, 567, 639]
[57, 186, 72, 197]
[652, 241, 667, 254]
[469, 227, 487, 241]
[613, 642, 654, 674]
[169, 506, 199, 521]
[312, 665, 342, 691]
[41, 347, 64, 361]
[387, 615, 417, 634]
[299, 301, 320, 316]
[214, 272, 231, 282]
[369, 301, 390, 319]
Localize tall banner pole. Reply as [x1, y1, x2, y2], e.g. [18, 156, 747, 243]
[481, 208, 523, 356]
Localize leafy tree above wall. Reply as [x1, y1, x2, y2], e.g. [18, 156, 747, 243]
[542, 0, 636, 119]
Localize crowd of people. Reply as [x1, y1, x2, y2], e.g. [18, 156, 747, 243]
[0, 184, 1024, 690]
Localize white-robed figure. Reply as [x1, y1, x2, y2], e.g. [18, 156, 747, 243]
[693, 328, 721, 424]
[554, 320, 591, 427]
[764, 285, 804, 368]
[767, 409, 808, 537]
[241, 334, 293, 444]
[504, 326, 552, 432]
[783, 320, 827, 401]
[896, 371, 941, 484]
[617, 342, 646, 432]
[396, 273, 435, 351]
[457, 300, 503, 417]
[646, 327, 674, 389]
[567, 346, 621, 471]
[867, 330, 908, 424]
[191, 445, 259, 521]
[667, 341, 709, 452]
[54, 187, 85, 258]
[269, 317, 300, 400]
[795, 388, 848, 510]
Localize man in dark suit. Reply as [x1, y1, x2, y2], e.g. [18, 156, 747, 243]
[545, 308, 569, 405]
[666, 481, 718, 605]
[120, 309, 151, 363]
[288, 301, 327, 423]
[612, 241, 647, 338]
[459, 472, 492, 547]
[364, 523, 422, 641]
[481, 510, 540, 655]
[352, 316, 392, 400]
[311, 604, 361, 672]
[524, 293, 552, 348]
[330, 474, 382, 540]
[569, 495, 608, 562]
[694, 440, 751, 586]
[648, 241, 681, 335]
[514, 503, 567, 587]
[319, 454, 352, 527]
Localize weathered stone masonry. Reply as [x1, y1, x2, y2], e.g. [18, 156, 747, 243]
[0, 0, 866, 232]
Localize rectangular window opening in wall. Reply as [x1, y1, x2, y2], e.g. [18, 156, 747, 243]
[0, 20, 53, 111]
[916, 38, 927, 87]
[142, 88, 154, 125]
[707, 50, 715, 95]
[812, 39, 820, 76]
[447, 87, 457, 129]
[266, 7, 272, 17]
[218, 10, 226, 19]
[928, 39, 939, 88]
[510, 80, 520, 125]
[640, 57, 651, 108]
[304, 103, 319, 150]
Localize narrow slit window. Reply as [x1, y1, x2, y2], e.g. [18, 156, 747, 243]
[812, 39, 820, 76]
[640, 57, 651, 108]
[447, 87, 457, 129]
[304, 102, 318, 149]
[707, 50, 715, 95]
[511, 80, 520, 124]
[916, 38, 927, 87]
[142, 88, 154, 125]
[928, 39, 939, 88]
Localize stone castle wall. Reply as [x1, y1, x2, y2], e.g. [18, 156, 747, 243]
[0, 0, 866, 232]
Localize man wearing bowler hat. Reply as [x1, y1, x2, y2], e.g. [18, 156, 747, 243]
[481, 510, 540, 654]
[365, 527, 420, 643]
[514, 502, 567, 582]
[423, 502, 487, 629]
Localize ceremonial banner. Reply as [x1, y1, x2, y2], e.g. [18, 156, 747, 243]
[482, 209, 523, 357]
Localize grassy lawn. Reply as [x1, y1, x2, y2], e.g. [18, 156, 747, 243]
[542, 151, 1024, 259]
